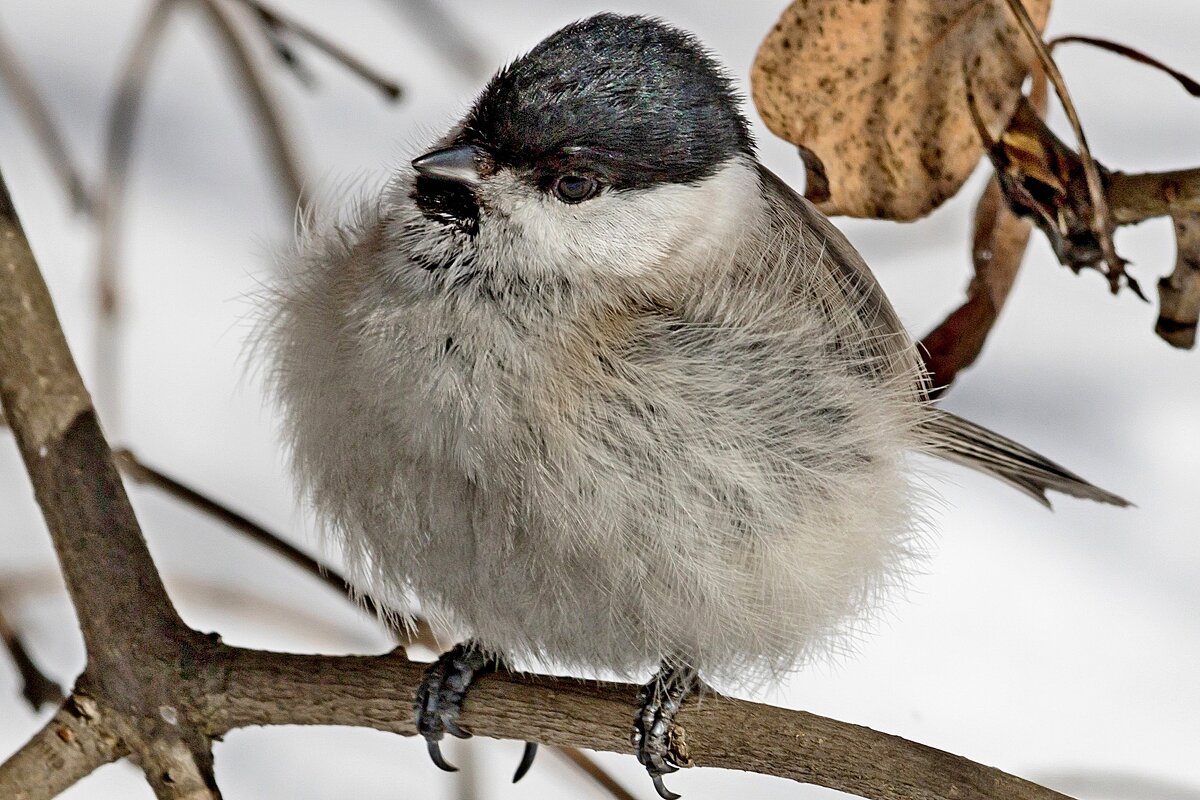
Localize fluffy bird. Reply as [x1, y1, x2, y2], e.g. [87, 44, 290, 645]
[262, 14, 1125, 797]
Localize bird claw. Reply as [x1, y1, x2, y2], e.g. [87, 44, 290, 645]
[512, 741, 538, 783]
[413, 642, 540, 783]
[652, 773, 683, 800]
[633, 661, 699, 799]
[426, 739, 458, 772]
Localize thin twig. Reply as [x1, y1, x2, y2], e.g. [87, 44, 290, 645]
[94, 0, 176, 436]
[229, 0, 402, 100]
[0, 26, 94, 212]
[1001, 0, 1126, 293]
[190, 0, 309, 211]
[0, 603, 64, 710]
[111, 447, 432, 650]
[1049, 35, 1200, 96]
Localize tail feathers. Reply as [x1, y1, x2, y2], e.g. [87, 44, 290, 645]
[919, 409, 1130, 509]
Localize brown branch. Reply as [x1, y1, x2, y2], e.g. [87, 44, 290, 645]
[201, 648, 1077, 800]
[0, 27, 93, 212]
[1001, 0, 1126, 293]
[1156, 212, 1200, 348]
[1, 152, 217, 798]
[228, 0, 402, 100]
[1108, 168, 1200, 225]
[0, 604, 63, 710]
[0, 697, 129, 799]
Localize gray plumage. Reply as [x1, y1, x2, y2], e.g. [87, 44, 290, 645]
[259, 14, 1124, 687]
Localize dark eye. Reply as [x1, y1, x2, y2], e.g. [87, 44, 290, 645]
[553, 175, 600, 204]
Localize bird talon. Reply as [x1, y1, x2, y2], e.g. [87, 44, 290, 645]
[652, 772, 682, 800]
[426, 739, 458, 772]
[633, 660, 697, 797]
[512, 741, 538, 783]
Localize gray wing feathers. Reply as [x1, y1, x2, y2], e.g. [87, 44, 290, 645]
[759, 166, 1128, 509]
[920, 408, 1129, 508]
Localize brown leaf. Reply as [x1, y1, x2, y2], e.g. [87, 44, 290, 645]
[921, 176, 1033, 393]
[751, 0, 1050, 220]
[1157, 212, 1200, 348]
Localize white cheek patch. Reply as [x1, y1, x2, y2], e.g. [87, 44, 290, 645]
[482, 158, 763, 281]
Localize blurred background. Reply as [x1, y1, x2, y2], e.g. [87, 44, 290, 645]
[0, 1, 1197, 798]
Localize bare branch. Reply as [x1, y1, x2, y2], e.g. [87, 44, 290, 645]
[1108, 168, 1200, 225]
[0, 604, 63, 710]
[229, 0, 402, 100]
[203, 648, 1078, 800]
[0, 26, 93, 212]
[1156, 212, 1200, 348]
[138, 735, 221, 800]
[0, 697, 128, 800]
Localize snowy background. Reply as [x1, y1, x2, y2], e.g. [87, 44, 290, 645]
[1, 1, 1198, 798]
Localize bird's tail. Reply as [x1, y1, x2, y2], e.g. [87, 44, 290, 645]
[918, 408, 1130, 508]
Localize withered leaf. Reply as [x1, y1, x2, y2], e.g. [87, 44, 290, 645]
[752, 0, 1050, 221]
[921, 176, 1033, 393]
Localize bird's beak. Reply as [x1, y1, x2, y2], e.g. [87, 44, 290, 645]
[412, 145, 485, 187]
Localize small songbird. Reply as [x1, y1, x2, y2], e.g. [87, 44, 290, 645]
[262, 14, 1125, 798]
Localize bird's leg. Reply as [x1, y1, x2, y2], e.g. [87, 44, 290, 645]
[414, 641, 538, 781]
[633, 658, 700, 800]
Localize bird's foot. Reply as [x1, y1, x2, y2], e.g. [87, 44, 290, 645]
[633, 660, 700, 800]
[413, 642, 538, 782]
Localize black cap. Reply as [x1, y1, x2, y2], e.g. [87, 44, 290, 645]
[460, 14, 754, 191]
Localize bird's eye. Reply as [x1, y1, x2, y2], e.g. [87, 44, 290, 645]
[553, 175, 600, 204]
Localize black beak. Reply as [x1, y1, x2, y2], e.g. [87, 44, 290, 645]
[412, 145, 484, 187]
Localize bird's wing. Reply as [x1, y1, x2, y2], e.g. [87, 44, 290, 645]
[757, 166, 1128, 508]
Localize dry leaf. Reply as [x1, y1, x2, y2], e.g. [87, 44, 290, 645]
[1157, 212, 1200, 348]
[752, 0, 1050, 220]
[921, 176, 1033, 392]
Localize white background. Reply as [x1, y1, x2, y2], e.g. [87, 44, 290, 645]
[1, 1, 1198, 798]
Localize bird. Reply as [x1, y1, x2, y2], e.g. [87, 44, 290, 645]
[260, 13, 1126, 798]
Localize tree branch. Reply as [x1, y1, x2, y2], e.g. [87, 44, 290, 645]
[0, 697, 129, 800]
[200, 648, 1076, 800]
